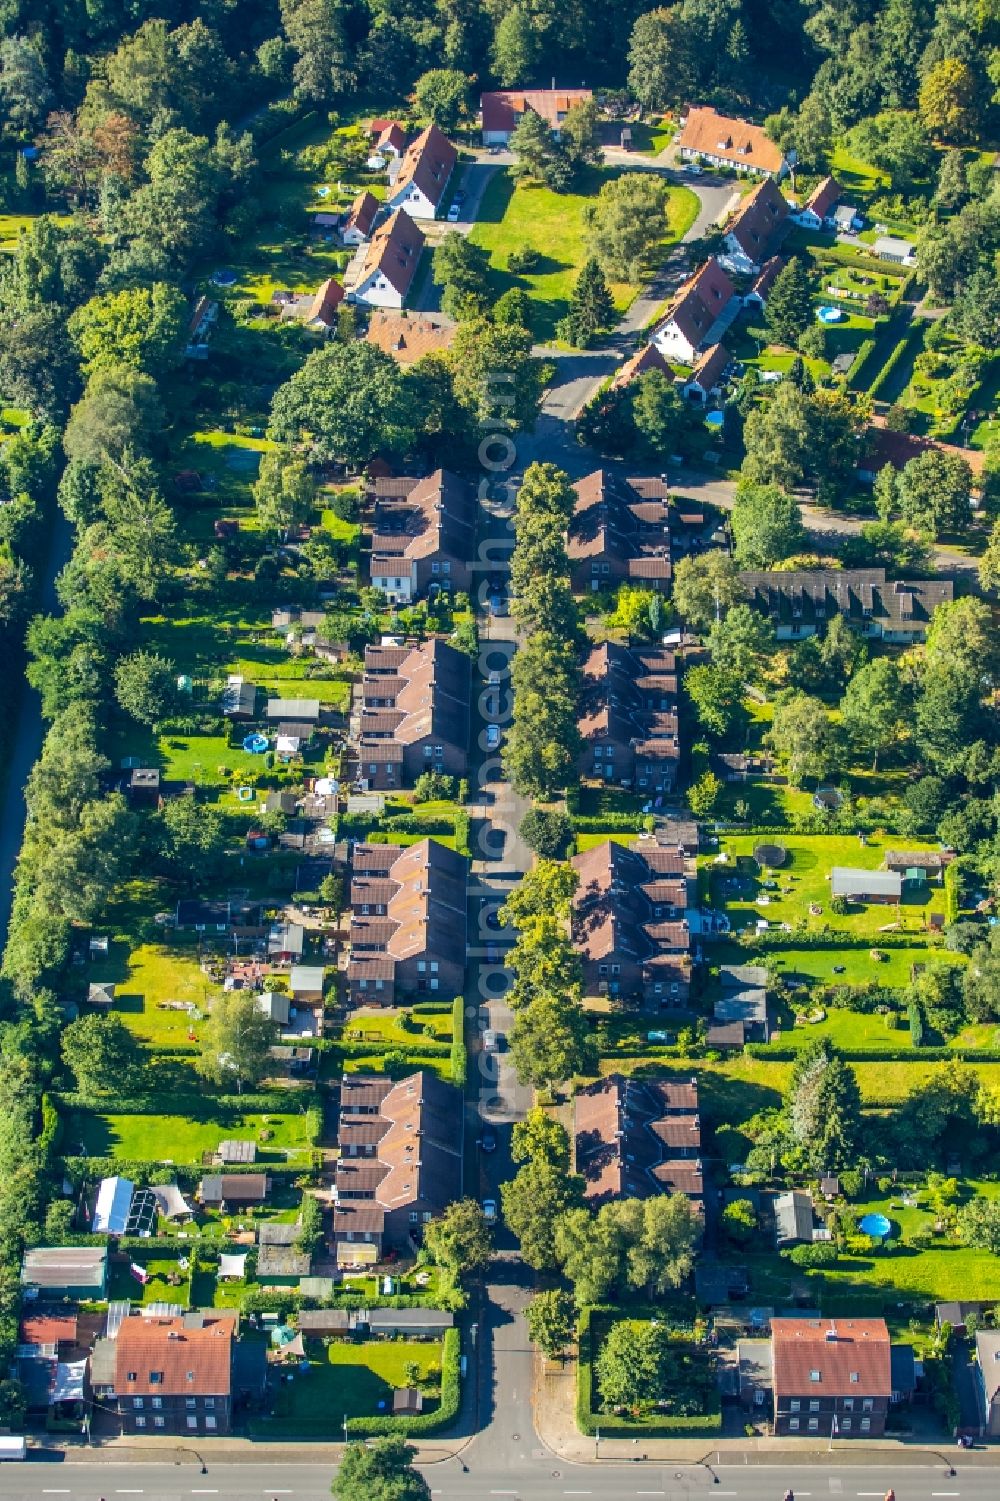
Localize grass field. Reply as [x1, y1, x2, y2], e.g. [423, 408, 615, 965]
[766, 942, 939, 990]
[87, 936, 217, 1043]
[66, 1108, 316, 1163]
[255, 1338, 441, 1434]
[343, 1006, 453, 1044]
[709, 831, 943, 938]
[469, 168, 698, 342]
[108, 1255, 192, 1306]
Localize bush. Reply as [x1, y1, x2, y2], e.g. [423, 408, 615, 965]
[787, 1241, 839, 1266]
[839, 1170, 863, 1199]
[508, 247, 541, 274]
[908, 1000, 924, 1047]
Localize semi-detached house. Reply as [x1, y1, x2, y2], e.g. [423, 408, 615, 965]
[355, 637, 470, 790]
[577, 641, 679, 790]
[652, 258, 738, 365]
[480, 88, 593, 145]
[574, 1073, 704, 1210]
[347, 837, 467, 1005]
[385, 123, 456, 220]
[568, 470, 674, 594]
[333, 1070, 463, 1263]
[571, 839, 693, 1007]
[345, 209, 425, 309]
[368, 470, 475, 602]
[722, 177, 790, 274]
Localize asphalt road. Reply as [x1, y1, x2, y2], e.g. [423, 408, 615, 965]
[11, 1458, 999, 1500]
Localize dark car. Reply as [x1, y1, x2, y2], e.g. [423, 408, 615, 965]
[478, 1128, 497, 1153]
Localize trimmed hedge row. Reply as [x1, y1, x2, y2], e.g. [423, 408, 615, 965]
[575, 1307, 721, 1438]
[56, 1090, 306, 1115]
[869, 330, 915, 399]
[739, 929, 923, 951]
[846, 337, 877, 388]
[346, 1326, 461, 1436]
[570, 813, 649, 833]
[328, 1038, 451, 1059]
[744, 1043, 1000, 1063]
[450, 996, 467, 1087]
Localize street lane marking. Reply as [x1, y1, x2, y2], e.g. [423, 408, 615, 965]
[932, 1493, 960, 1496]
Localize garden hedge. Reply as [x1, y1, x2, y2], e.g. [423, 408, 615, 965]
[345, 1326, 461, 1436]
[869, 330, 917, 399]
[575, 1307, 721, 1438]
[570, 813, 650, 833]
[56, 1090, 309, 1115]
[450, 996, 467, 1087]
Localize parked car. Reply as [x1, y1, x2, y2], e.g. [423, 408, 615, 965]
[647, 1029, 672, 1043]
[486, 723, 501, 749]
[682, 162, 702, 174]
[478, 1128, 497, 1153]
[483, 1197, 498, 1222]
[482, 1028, 499, 1051]
[447, 203, 461, 221]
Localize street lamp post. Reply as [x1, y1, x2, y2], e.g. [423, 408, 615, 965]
[595, 1425, 600, 1461]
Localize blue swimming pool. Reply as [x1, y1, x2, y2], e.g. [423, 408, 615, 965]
[817, 304, 844, 323]
[242, 733, 268, 754]
[859, 1212, 892, 1237]
[705, 409, 724, 428]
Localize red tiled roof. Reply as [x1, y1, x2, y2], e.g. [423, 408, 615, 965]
[805, 175, 841, 218]
[114, 1313, 236, 1398]
[863, 418, 985, 479]
[772, 1318, 892, 1399]
[346, 190, 379, 238]
[679, 106, 785, 174]
[390, 123, 456, 210]
[689, 341, 729, 390]
[306, 277, 344, 326]
[481, 89, 592, 134]
[20, 1313, 78, 1346]
[725, 178, 789, 260]
[611, 343, 669, 390]
[659, 257, 736, 351]
[355, 210, 425, 299]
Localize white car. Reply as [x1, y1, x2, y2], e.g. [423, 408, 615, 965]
[482, 1198, 498, 1223]
[447, 203, 461, 221]
[486, 723, 501, 749]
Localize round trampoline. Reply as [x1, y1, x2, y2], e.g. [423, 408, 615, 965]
[859, 1212, 892, 1238]
[754, 842, 787, 869]
[242, 733, 268, 754]
[817, 305, 843, 323]
[705, 409, 724, 428]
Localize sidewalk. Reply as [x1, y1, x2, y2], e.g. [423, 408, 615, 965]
[29, 1433, 469, 1465]
[531, 1349, 996, 1467]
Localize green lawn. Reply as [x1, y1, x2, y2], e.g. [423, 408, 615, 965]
[87, 935, 219, 1043]
[255, 1338, 441, 1435]
[65, 1108, 316, 1163]
[342, 1053, 454, 1082]
[765, 943, 942, 992]
[601, 1054, 1000, 1111]
[108, 1254, 193, 1306]
[343, 1006, 453, 1044]
[829, 147, 892, 202]
[710, 831, 944, 938]
[630, 117, 676, 156]
[469, 168, 698, 343]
